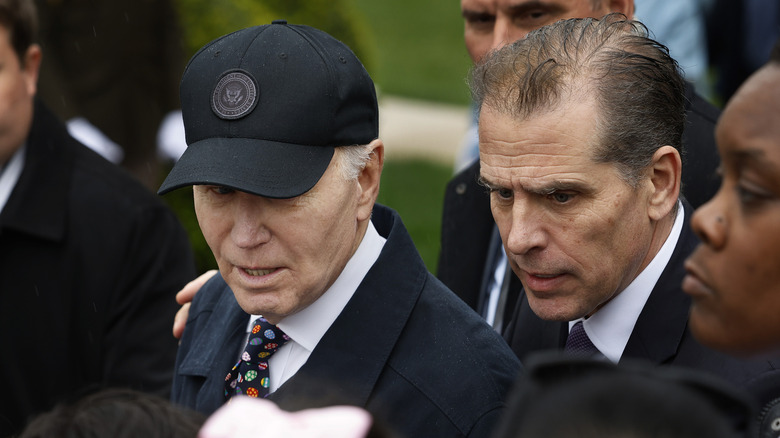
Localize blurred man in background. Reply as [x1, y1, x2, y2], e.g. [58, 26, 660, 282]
[0, 1, 195, 434]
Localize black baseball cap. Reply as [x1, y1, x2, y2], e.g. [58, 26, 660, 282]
[158, 20, 379, 198]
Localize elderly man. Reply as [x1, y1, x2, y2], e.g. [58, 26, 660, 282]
[160, 21, 519, 438]
[439, 0, 721, 333]
[471, 13, 780, 418]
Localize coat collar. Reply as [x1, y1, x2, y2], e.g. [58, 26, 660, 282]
[621, 200, 699, 363]
[269, 204, 428, 408]
[0, 100, 73, 242]
[179, 205, 428, 411]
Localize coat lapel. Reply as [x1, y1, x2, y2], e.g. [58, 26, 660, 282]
[621, 201, 699, 364]
[270, 205, 426, 409]
[178, 280, 248, 413]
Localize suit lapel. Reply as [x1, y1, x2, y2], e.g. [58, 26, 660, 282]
[270, 205, 425, 409]
[503, 286, 567, 362]
[622, 201, 699, 364]
[178, 281, 248, 412]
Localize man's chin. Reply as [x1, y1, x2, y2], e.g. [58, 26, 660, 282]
[233, 290, 277, 317]
[526, 294, 588, 322]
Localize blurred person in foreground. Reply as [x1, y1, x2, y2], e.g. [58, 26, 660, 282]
[681, 42, 780, 431]
[160, 21, 519, 438]
[683, 40, 780, 358]
[493, 354, 755, 438]
[471, 13, 780, 425]
[19, 389, 205, 438]
[0, 0, 196, 435]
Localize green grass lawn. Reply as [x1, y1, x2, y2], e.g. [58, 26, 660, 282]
[351, 0, 473, 105]
[377, 159, 453, 273]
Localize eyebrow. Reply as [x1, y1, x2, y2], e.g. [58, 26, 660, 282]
[462, 0, 552, 18]
[727, 148, 770, 170]
[462, 8, 494, 20]
[478, 175, 589, 196]
[727, 148, 779, 178]
[506, 1, 549, 15]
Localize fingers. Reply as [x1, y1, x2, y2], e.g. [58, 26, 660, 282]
[172, 269, 217, 339]
[173, 302, 191, 339]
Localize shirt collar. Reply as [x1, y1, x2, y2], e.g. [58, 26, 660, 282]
[573, 201, 685, 363]
[247, 219, 387, 352]
[0, 144, 26, 214]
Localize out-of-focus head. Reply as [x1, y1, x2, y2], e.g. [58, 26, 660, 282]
[472, 15, 684, 321]
[159, 22, 383, 324]
[0, 0, 40, 165]
[19, 388, 206, 438]
[460, 0, 634, 63]
[493, 354, 754, 438]
[683, 40, 780, 356]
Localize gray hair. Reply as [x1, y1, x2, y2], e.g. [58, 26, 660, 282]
[470, 14, 685, 187]
[335, 144, 373, 180]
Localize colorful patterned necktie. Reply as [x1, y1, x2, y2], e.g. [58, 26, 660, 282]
[564, 321, 600, 357]
[225, 317, 290, 399]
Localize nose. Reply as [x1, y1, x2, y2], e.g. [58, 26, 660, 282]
[230, 193, 272, 249]
[503, 199, 547, 256]
[691, 193, 727, 250]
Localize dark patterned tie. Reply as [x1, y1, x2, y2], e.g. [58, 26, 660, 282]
[225, 317, 290, 399]
[564, 321, 600, 357]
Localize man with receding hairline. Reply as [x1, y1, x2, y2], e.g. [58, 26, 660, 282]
[472, 13, 780, 426]
[439, 0, 721, 336]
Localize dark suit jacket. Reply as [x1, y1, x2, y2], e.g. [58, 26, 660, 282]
[437, 83, 721, 321]
[503, 201, 780, 420]
[172, 204, 521, 438]
[0, 101, 196, 436]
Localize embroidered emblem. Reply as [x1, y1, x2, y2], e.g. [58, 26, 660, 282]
[212, 70, 258, 120]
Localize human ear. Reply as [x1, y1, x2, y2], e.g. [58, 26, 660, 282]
[356, 138, 384, 222]
[22, 44, 42, 96]
[647, 145, 682, 221]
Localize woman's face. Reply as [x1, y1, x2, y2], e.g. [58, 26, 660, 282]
[683, 63, 780, 356]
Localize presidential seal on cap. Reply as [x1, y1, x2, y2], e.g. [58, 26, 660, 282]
[158, 20, 379, 199]
[211, 70, 258, 120]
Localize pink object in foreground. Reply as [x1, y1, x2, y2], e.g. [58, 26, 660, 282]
[198, 397, 373, 438]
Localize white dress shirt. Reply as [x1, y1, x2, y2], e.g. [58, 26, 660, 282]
[244, 219, 386, 392]
[0, 144, 25, 214]
[569, 201, 685, 363]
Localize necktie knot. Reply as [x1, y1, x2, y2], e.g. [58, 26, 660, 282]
[564, 321, 600, 357]
[242, 317, 290, 364]
[226, 317, 290, 399]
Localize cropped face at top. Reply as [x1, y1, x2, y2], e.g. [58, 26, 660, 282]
[683, 63, 780, 356]
[0, 26, 39, 165]
[460, 0, 622, 63]
[193, 150, 375, 324]
[478, 101, 665, 321]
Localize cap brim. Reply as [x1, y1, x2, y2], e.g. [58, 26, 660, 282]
[158, 137, 335, 199]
